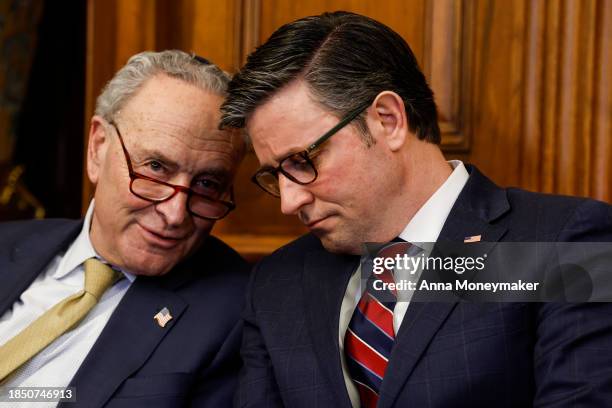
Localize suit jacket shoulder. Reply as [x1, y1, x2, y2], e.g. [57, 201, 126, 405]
[257, 234, 322, 272]
[448, 165, 612, 242]
[0, 218, 81, 252]
[504, 187, 612, 241]
[0, 219, 82, 314]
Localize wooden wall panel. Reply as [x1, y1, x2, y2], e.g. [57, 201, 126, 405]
[259, 1, 427, 60]
[175, 0, 242, 72]
[458, 0, 527, 187]
[115, 0, 156, 64]
[83, 0, 118, 207]
[156, 0, 243, 71]
[542, 0, 561, 193]
[593, 0, 612, 200]
[458, 0, 611, 203]
[85, 0, 612, 257]
[521, 0, 546, 192]
[511, 0, 610, 199]
[424, 0, 473, 150]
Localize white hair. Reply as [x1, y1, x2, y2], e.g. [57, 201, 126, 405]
[95, 50, 231, 121]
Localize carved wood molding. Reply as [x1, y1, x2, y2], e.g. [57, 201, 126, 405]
[424, 0, 475, 152]
[239, 0, 261, 67]
[83, 0, 118, 211]
[520, 0, 611, 201]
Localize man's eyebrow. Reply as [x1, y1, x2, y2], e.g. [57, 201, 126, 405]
[195, 168, 231, 180]
[131, 142, 234, 182]
[267, 125, 333, 165]
[134, 148, 180, 169]
[268, 146, 308, 166]
[268, 140, 329, 166]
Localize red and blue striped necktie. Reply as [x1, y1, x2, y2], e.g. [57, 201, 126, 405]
[345, 241, 409, 408]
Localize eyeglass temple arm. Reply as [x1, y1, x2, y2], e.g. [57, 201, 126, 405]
[306, 103, 370, 152]
[108, 121, 136, 175]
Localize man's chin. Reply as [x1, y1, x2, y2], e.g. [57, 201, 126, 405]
[318, 233, 362, 255]
[122, 253, 179, 276]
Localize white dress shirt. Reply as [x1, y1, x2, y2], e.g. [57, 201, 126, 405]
[0, 201, 134, 407]
[339, 160, 470, 407]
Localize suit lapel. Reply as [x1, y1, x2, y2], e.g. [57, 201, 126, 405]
[378, 166, 510, 408]
[62, 275, 188, 408]
[0, 219, 196, 407]
[303, 247, 358, 408]
[0, 221, 82, 317]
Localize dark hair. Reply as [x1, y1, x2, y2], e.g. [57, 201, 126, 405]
[220, 11, 440, 144]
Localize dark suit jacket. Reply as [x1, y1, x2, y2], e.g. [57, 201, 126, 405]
[238, 165, 612, 407]
[0, 219, 249, 407]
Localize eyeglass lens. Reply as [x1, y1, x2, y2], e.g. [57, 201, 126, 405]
[131, 178, 230, 219]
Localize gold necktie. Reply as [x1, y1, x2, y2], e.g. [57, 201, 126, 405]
[0, 258, 121, 382]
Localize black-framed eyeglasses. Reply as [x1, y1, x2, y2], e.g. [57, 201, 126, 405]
[252, 102, 370, 197]
[108, 121, 236, 220]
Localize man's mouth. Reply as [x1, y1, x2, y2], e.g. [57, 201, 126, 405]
[138, 224, 187, 249]
[306, 217, 327, 228]
[303, 213, 337, 230]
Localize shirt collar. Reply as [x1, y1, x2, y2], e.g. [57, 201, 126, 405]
[398, 160, 469, 244]
[53, 200, 136, 282]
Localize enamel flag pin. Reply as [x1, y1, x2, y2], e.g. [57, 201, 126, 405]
[464, 234, 482, 243]
[154, 307, 173, 328]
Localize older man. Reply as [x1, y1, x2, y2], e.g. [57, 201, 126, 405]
[221, 11, 612, 408]
[0, 50, 248, 407]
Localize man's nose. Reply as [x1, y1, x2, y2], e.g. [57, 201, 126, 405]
[279, 174, 313, 215]
[155, 190, 189, 227]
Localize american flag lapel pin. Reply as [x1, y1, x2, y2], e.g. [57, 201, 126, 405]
[464, 234, 482, 243]
[153, 307, 173, 328]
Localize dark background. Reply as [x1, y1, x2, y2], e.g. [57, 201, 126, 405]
[14, 1, 86, 219]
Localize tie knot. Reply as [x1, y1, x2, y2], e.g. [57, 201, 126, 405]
[83, 258, 122, 300]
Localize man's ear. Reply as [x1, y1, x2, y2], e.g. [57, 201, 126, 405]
[87, 116, 111, 185]
[367, 91, 408, 151]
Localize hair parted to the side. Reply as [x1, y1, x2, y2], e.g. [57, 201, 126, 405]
[220, 11, 440, 144]
[95, 50, 231, 122]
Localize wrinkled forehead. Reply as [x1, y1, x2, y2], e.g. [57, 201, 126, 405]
[120, 117, 244, 169]
[121, 114, 237, 149]
[124, 97, 218, 132]
[115, 75, 244, 164]
[119, 81, 218, 135]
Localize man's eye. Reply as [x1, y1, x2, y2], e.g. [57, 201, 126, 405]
[148, 161, 164, 172]
[287, 155, 312, 172]
[194, 179, 222, 197]
[292, 157, 308, 164]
